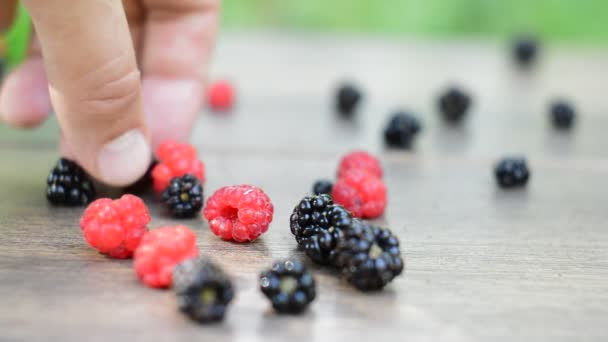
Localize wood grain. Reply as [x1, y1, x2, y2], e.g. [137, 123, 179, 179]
[1, 33, 607, 342]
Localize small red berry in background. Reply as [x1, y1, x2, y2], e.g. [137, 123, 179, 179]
[80, 195, 150, 259]
[152, 141, 205, 194]
[208, 80, 234, 112]
[134, 226, 199, 288]
[332, 169, 387, 219]
[203, 185, 273, 242]
[337, 150, 383, 179]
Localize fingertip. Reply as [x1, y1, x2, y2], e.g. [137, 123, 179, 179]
[142, 77, 202, 150]
[0, 58, 51, 128]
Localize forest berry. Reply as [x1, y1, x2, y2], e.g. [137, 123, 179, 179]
[203, 185, 274, 242]
[550, 100, 576, 129]
[289, 194, 353, 264]
[494, 157, 530, 188]
[208, 80, 234, 111]
[513, 35, 539, 67]
[161, 174, 204, 218]
[438, 87, 472, 123]
[80, 194, 150, 259]
[332, 169, 387, 219]
[152, 141, 205, 194]
[334, 220, 404, 291]
[259, 259, 316, 314]
[46, 158, 95, 206]
[173, 258, 234, 323]
[134, 226, 199, 288]
[336, 83, 362, 116]
[312, 179, 333, 196]
[337, 150, 383, 179]
[384, 112, 421, 148]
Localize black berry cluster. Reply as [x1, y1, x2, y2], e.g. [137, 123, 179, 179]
[513, 35, 539, 67]
[550, 100, 576, 129]
[495, 157, 530, 188]
[336, 83, 362, 116]
[173, 258, 234, 323]
[259, 259, 316, 314]
[161, 174, 204, 218]
[384, 112, 421, 148]
[312, 179, 333, 196]
[438, 87, 472, 123]
[46, 158, 96, 206]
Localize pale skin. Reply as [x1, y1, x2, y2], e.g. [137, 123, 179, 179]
[0, 0, 219, 186]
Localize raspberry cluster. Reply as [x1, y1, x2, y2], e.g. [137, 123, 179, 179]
[203, 185, 274, 242]
[80, 194, 150, 259]
[208, 80, 235, 112]
[134, 225, 199, 288]
[332, 151, 387, 219]
[152, 141, 205, 194]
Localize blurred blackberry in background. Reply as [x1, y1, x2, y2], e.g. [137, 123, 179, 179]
[46, 158, 95, 206]
[384, 111, 421, 148]
[513, 35, 539, 67]
[312, 179, 333, 196]
[438, 87, 471, 123]
[336, 83, 362, 116]
[260, 259, 316, 314]
[495, 157, 530, 188]
[550, 100, 576, 129]
[161, 174, 204, 218]
[173, 258, 234, 323]
[290, 194, 354, 264]
[333, 220, 404, 291]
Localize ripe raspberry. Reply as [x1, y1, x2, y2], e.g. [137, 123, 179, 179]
[208, 80, 234, 112]
[80, 195, 150, 259]
[337, 150, 383, 179]
[152, 141, 205, 194]
[332, 169, 387, 219]
[134, 226, 199, 288]
[203, 185, 274, 243]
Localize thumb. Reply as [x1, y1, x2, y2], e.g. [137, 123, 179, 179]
[22, 0, 151, 186]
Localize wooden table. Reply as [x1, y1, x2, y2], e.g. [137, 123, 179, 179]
[1, 33, 607, 341]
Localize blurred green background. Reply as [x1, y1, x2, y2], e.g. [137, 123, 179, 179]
[223, 0, 608, 41]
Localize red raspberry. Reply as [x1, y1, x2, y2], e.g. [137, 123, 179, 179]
[80, 194, 150, 259]
[337, 150, 383, 179]
[203, 185, 274, 242]
[208, 80, 234, 112]
[152, 141, 205, 193]
[134, 226, 199, 288]
[332, 169, 387, 219]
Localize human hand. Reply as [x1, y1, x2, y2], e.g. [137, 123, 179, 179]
[0, 0, 218, 186]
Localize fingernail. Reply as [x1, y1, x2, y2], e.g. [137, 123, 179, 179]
[98, 130, 151, 186]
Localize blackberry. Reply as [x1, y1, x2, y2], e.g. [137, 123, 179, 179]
[173, 258, 234, 323]
[438, 87, 471, 123]
[494, 157, 530, 188]
[161, 174, 204, 218]
[312, 179, 333, 196]
[384, 112, 421, 148]
[46, 158, 95, 206]
[513, 35, 539, 67]
[550, 100, 576, 129]
[334, 220, 404, 291]
[336, 83, 362, 116]
[289, 194, 354, 264]
[259, 259, 316, 314]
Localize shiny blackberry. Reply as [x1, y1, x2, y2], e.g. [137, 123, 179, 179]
[334, 220, 404, 291]
[312, 179, 333, 196]
[550, 100, 576, 129]
[46, 158, 95, 206]
[384, 112, 421, 148]
[494, 157, 530, 188]
[513, 35, 539, 67]
[161, 174, 203, 218]
[289, 194, 354, 264]
[336, 83, 362, 115]
[173, 258, 234, 323]
[259, 259, 316, 314]
[438, 87, 471, 123]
